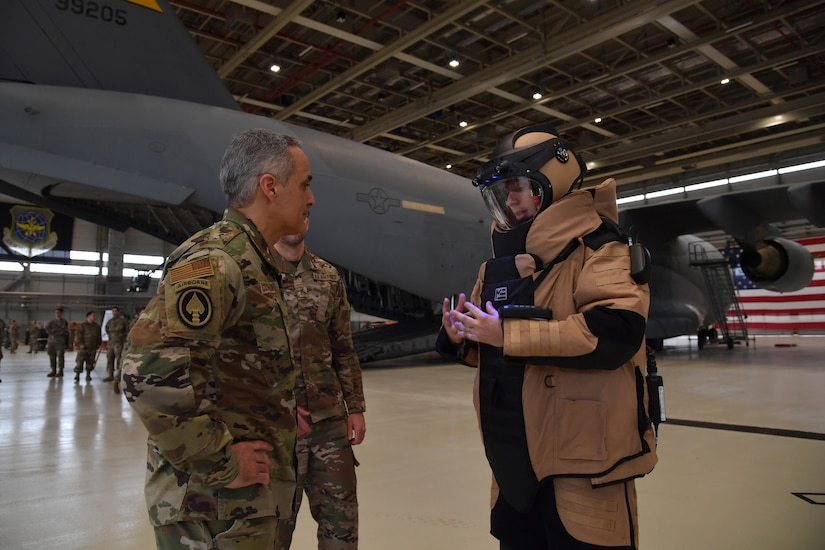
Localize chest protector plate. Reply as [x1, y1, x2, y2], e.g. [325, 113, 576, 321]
[477, 253, 541, 513]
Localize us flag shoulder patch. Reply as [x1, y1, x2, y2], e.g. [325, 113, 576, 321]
[169, 258, 214, 284]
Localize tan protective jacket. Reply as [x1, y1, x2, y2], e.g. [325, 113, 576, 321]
[464, 179, 657, 503]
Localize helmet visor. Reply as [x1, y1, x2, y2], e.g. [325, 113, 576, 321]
[480, 177, 544, 230]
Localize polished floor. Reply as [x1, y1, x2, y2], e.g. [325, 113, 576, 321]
[1, 336, 823, 549]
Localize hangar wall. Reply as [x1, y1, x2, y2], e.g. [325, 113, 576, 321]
[0, 217, 175, 327]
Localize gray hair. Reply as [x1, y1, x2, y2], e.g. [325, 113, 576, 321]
[219, 129, 301, 208]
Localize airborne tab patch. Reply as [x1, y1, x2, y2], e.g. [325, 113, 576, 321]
[170, 258, 214, 284]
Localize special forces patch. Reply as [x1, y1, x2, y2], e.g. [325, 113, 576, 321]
[169, 258, 216, 329]
[177, 287, 213, 329]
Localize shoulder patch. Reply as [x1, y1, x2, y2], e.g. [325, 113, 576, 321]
[169, 258, 214, 284]
[177, 288, 213, 329]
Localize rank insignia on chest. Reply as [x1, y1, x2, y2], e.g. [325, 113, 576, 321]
[177, 287, 213, 329]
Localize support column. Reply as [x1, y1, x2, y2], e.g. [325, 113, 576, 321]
[105, 228, 126, 296]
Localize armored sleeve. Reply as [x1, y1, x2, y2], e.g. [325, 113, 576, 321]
[502, 240, 648, 369]
[329, 276, 365, 413]
[122, 249, 246, 486]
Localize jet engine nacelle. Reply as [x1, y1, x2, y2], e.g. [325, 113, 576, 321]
[739, 237, 814, 292]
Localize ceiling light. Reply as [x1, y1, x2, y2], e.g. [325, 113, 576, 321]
[459, 120, 468, 128]
[270, 64, 281, 73]
[446, 164, 452, 169]
[336, 10, 346, 23]
[594, 117, 602, 124]
[532, 91, 542, 100]
[448, 57, 460, 68]
[720, 78, 730, 85]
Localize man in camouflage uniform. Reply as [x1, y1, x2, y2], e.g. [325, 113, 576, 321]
[9, 319, 18, 354]
[122, 129, 315, 550]
[103, 306, 128, 391]
[46, 307, 69, 377]
[74, 310, 101, 382]
[272, 219, 366, 550]
[28, 320, 39, 354]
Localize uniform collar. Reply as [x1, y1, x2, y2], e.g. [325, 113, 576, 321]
[223, 208, 280, 272]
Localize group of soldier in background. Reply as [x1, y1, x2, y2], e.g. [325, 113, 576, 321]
[0, 306, 141, 392]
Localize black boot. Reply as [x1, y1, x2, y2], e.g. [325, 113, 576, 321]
[57, 369, 64, 377]
[47, 370, 56, 377]
[74, 372, 80, 382]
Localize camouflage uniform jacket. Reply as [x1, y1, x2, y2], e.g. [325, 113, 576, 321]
[122, 208, 296, 526]
[46, 318, 69, 345]
[105, 315, 129, 345]
[273, 248, 365, 423]
[75, 321, 102, 350]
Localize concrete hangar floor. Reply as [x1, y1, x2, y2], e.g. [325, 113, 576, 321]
[0, 336, 823, 549]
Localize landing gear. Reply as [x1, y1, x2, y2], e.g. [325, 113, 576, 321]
[697, 327, 720, 350]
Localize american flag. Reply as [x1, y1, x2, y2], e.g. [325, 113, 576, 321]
[722, 236, 825, 332]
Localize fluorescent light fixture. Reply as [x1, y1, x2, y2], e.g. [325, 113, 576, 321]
[532, 91, 542, 100]
[778, 160, 825, 174]
[459, 120, 468, 127]
[0, 262, 24, 272]
[617, 194, 645, 205]
[270, 64, 281, 73]
[31, 263, 101, 275]
[448, 58, 460, 68]
[729, 169, 777, 183]
[594, 117, 602, 123]
[685, 178, 728, 192]
[124, 254, 164, 265]
[445, 164, 452, 169]
[720, 78, 730, 85]
[70, 250, 100, 261]
[646, 187, 685, 199]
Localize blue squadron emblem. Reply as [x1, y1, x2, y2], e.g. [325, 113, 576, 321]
[2, 205, 58, 257]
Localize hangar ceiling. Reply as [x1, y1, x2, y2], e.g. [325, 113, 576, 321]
[172, 0, 825, 197]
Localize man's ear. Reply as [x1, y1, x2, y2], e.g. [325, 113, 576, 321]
[260, 173, 279, 199]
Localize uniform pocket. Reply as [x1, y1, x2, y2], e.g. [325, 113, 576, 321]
[555, 398, 607, 461]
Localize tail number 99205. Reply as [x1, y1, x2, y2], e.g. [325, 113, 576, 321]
[55, 0, 128, 26]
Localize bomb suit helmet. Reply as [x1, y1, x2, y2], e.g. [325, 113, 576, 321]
[472, 123, 587, 231]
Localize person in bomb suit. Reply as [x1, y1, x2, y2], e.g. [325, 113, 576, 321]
[122, 129, 316, 550]
[437, 123, 657, 550]
[271, 219, 366, 550]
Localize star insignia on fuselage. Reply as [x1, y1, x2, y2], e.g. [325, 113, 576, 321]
[356, 187, 401, 215]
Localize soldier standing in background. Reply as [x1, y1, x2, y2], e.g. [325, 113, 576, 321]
[74, 311, 101, 382]
[10, 320, 19, 354]
[272, 218, 366, 550]
[103, 306, 128, 392]
[46, 308, 69, 378]
[28, 320, 39, 354]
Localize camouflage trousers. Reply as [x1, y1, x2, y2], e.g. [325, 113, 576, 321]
[106, 339, 125, 377]
[47, 342, 66, 372]
[155, 517, 279, 550]
[75, 349, 96, 373]
[276, 416, 358, 550]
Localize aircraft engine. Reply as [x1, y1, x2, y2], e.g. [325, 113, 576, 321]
[739, 237, 814, 292]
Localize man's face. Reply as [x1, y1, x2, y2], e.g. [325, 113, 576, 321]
[112, 308, 120, 318]
[279, 147, 315, 235]
[87, 313, 96, 323]
[55, 309, 62, 319]
[504, 179, 539, 221]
